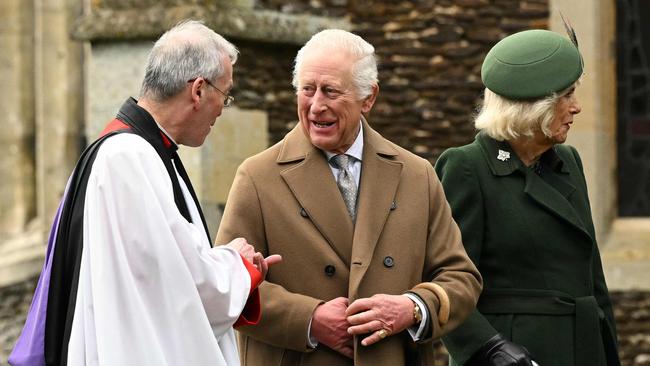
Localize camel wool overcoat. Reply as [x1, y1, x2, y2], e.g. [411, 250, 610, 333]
[216, 119, 482, 366]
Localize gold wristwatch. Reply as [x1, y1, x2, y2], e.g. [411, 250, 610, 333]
[413, 302, 422, 324]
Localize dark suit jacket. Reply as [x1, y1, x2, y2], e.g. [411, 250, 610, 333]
[435, 132, 619, 366]
[216, 118, 482, 366]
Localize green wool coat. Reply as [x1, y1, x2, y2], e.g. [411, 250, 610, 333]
[435, 132, 620, 366]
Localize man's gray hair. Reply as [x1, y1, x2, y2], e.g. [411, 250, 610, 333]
[474, 87, 569, 141]
[292, 29, 378, 99]
[140, 20, 238, 102]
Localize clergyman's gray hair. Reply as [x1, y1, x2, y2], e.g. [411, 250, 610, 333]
[292, 29, 378, 99]
[140, 20, 238, 102]
[474, 86, 573, 141]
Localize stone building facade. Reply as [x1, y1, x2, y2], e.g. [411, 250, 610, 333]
[1, 0, 648, 364]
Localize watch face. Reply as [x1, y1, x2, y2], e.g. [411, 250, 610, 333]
[414, 303, 422, 323]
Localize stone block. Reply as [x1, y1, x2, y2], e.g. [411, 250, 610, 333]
[87, 41, 149, 138]
[0, 0, 36, 238]
[71, 4, 350, 45]
[0, 229, 44, 288]
[178, 107, 268, 236]
[0, 140, 36, 236]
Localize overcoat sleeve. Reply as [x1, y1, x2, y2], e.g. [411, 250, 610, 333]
[435, 147, 499, 364]
[215, 163, 323, 352]
[408, 162, 483, 343]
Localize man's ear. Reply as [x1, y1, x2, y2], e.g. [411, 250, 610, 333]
[361, 84, 379, 114]
[189, 78, 204, 108]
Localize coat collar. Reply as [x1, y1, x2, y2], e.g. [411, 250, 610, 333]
[116, 97, 179, 157]
[476, 131, 570, 176]
[277, 117, 401, 273]
[277, 117, 398, 163]
[476, 132, 592, 240]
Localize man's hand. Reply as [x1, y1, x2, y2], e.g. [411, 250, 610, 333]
[346, 294, 415, 346]
[311, 297, 354, 359]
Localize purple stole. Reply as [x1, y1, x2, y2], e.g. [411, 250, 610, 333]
[9, 198, 65, 366]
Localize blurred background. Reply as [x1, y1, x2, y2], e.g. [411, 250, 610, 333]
[1, 0, 648, 364]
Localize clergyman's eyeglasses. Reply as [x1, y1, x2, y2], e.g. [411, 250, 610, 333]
[187, 78, 234, 107]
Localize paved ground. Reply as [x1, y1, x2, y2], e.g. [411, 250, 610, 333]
[0, 278, 36, 365]
[2, 230, 649, 366]
[602, 218, 650, 291]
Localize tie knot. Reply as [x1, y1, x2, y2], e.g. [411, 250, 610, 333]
[330, 154, 351, 170]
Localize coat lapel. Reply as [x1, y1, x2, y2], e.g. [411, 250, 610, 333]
[349, 119, 402, 297]
[476, 133, 592, 240]
[523, 170, 591, 239]
[278, 125, 355, 266]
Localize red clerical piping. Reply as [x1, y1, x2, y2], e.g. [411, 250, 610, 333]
[99, 119, 130, 137]
[159, 132, 173, 148]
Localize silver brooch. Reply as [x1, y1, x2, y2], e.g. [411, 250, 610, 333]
[497, 149, 510, 162]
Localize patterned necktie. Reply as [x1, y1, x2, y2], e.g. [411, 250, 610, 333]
[330, 154, 358, 220]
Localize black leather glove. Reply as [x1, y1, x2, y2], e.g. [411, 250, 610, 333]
[465, 334, 535, 366]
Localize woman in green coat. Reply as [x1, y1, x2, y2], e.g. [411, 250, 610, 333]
[435, 29, 620, 366]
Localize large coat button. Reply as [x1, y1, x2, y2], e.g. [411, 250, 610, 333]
[324, 265, 336, 277]
[383, 256, 394, 268]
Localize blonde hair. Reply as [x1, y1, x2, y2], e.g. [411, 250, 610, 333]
[474, 88, 567, 141]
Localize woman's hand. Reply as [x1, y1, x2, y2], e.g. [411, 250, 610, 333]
[466, 334, 536, 366]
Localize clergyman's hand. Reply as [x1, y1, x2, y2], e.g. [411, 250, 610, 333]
[252, 252, 282, 280]
[224, 237, 255, 263]
[311, 297, 353, 359]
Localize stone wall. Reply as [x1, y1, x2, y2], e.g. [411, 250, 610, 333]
[0, 0, 85, 288]
[0, 0, 36, 239]
[614, 291, 650, 365]
[251, 0, 548, 163]
[230, 40, 301, 145]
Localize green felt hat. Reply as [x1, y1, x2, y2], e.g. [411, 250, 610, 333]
[481, 29, 583, 100]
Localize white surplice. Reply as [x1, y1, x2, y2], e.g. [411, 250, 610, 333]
[66, 133, 251, 365]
